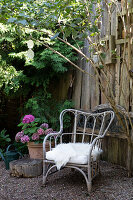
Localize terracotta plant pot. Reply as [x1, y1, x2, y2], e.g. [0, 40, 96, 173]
[27, 141, 54, 159]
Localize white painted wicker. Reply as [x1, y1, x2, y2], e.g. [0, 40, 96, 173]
[43, 109, 114, 192]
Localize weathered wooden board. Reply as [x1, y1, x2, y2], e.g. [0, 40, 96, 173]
[111, 5, 117, 37]
[100, 1, 106, 38]
[102, 137, 131, 169]
[101, 70, 107, 104]
[119, 46, 130, 108]
[91, 73, 99, 109]
[115, 45, 121, 104]
[80, 39, 91, 111]
[105, 3, 110, 36]
[72, 55, 83, 109]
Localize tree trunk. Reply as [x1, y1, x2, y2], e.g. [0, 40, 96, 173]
[10, 158, 43, 178]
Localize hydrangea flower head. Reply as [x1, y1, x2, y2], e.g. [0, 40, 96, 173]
[22, 114, 35, 124]
[15, 131, 24, 142]
[37, 128, 45, 135]
[21, 135, 30, 143]
[40, 123, 49, 129]
[32, 133, 40, 140]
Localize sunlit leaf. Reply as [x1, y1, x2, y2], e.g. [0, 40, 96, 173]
[8, 17, 17, 23]
[50, 33, 59, 40]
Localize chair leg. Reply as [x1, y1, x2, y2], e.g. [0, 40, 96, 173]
[43, 164, 57, 185]
[43, 175, 47, 185]
[43, 161, 47, 185]
[87, 181, 92, 192]
[87, 162, 92, 192]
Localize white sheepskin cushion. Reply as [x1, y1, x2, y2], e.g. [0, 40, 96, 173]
[46, 143, 103, 170]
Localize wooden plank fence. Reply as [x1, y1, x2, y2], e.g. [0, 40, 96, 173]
[72, 0, 133, 169]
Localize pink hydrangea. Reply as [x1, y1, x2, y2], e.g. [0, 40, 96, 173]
[40, 123, 49, 129]
[15, 131, 24, 142]
[45, 128, 53, 135]
[22, 114, 35, 124]
[20, 135, 30, 143]
[37, 128, 45, 135]
[32, 133, 40, 141]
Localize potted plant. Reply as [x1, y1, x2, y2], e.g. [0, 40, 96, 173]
[15, 114, 54, 159]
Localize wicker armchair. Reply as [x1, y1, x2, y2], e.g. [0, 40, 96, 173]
[43, 109, 114, 192]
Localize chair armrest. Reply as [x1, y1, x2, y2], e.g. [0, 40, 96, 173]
[43, 130, 62, 151]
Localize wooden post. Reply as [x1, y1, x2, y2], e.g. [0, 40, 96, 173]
[72, 54, 82, 109]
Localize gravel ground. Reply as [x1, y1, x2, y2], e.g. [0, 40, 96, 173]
[0, 160, 133, 200]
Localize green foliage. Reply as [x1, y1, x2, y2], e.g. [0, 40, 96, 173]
[0, 129, 11, 145]
[0, 22, 78, 95]
[24, 91, 74, 131]
[0, 1, 103, 88]
[0, 0, 92, 96]
[0, 57, 23, 94]
[13, 141, 28, 155]
[0, 129, 11, 157]
[0, 0, 102, 40]
[26, 40, 78, 73]
[0, 0, 103, 139]
[0, 21, 77, 130]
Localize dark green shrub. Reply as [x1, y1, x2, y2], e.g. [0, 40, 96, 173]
[0, 129, 11, 158]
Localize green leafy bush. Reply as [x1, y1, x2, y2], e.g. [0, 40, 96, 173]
[13, 141, 28, 155]
[0, 129, 11, 157]
[24, 93, 74, 131]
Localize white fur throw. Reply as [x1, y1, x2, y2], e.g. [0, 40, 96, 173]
[46, 143, 103, 170]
